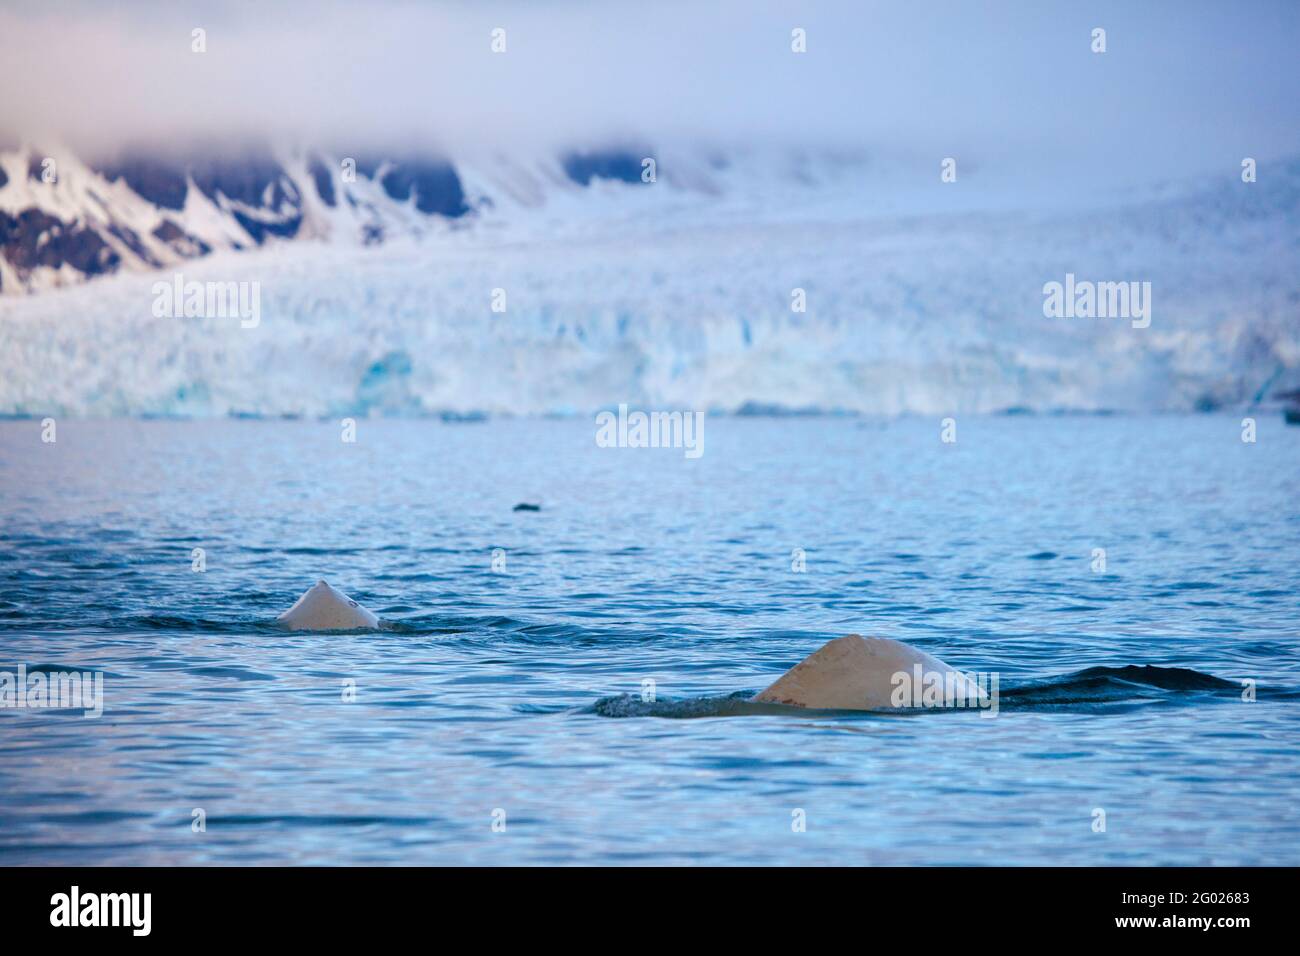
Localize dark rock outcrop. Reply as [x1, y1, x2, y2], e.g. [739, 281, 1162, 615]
[152, 220, 211, 257]
[191, 151, 297, 209]
[308, 155, 336, 207]
[379, 159, 468, 217]
[0, 209, 120, 278]
[106, 223, 160, 268]
[562, 149, 648, 186]
[231, 209, 303, 244]
[95, 155, 190, 210]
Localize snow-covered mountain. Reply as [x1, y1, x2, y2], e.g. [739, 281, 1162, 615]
[1, 142, 1298, 417]
[0, 141, 682, 294]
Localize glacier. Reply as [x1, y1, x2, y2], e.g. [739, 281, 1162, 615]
[1, 148, 1297, 418]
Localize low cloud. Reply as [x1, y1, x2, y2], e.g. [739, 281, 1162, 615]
[1, 0, 1297, 184]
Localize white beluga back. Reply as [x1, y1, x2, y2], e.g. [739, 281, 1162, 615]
[277, 580, 380, 631]
[753, 634, 985, 710]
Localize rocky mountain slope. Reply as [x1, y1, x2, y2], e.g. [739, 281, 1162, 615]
[0, 142, 660, 294]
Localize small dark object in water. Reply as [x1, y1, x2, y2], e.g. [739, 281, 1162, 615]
[1285, 407, 1300, 426]
[513, 503, 541, 512]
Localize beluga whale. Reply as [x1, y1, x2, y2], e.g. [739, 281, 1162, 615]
[277, 580, 380, 631]
[753, 634, 988, 711]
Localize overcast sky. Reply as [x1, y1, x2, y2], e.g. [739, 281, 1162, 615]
[2, 0, 1297, 184]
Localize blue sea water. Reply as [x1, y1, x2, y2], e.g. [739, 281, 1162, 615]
[0, 415, 1297, 865]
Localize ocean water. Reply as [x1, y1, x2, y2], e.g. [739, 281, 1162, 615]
[1, 414, 1297, 865]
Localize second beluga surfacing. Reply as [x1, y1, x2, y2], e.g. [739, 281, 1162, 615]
[277, 580, 380, 631]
